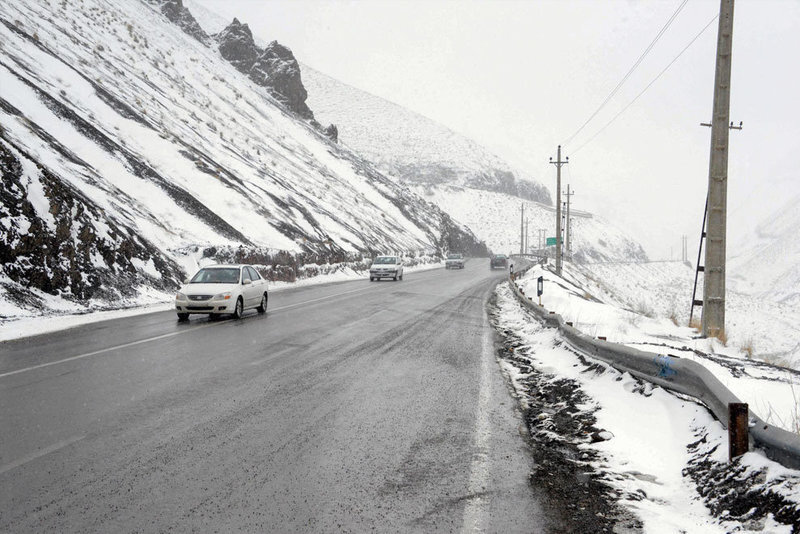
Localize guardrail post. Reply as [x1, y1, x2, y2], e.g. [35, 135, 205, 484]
[728, 402, 749, 460]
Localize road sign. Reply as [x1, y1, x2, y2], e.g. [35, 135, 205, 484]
[546, 237, 557, 246]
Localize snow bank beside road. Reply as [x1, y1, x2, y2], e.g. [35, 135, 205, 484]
[493, 282, 800, 532]
[516, 263, 800, 434]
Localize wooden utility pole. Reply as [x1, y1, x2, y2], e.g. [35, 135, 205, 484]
[702, 0, 735, 339]
[520, 203, 525, 255]
[549, 146, 568, 276]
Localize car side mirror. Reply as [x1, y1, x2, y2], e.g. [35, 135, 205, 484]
[184, 278, 191, 284]
[242, 279, 252, 285]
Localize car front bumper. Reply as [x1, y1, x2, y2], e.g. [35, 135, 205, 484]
[175, 297, 233, 314]
[370, 270, 398, 278]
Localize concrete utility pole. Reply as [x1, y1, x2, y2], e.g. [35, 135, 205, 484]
[702, 0, 735, 339]
[525, 218, 530, 254]
[564, 185, 574, 261]
[519, 203, 525, 255]
[549, 146, 568, 276]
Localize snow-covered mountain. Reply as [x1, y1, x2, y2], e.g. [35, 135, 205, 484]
[302, 65, 551, 204]
[300, 61, 645, 262]
[729, 193, 800, 306]
[0, 0, 486, 316]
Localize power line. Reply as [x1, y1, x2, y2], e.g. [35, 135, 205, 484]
[562, 0, 690, 147]
[572, 13, 719, 155]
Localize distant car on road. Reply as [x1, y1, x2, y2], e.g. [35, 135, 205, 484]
[370, 255, 404, 281]
[490, 254, 508, 270]
[175, 264, 268, 320]
[445, 253, 465, 269]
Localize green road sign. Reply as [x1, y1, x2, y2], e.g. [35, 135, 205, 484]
[546, 237, 557, 246]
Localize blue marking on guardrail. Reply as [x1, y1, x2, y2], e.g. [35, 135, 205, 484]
[654, 354, 677, 379]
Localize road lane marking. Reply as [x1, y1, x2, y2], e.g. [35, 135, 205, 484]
[0, 323, 219, 380]
[0, 282, 411, 380]
[461, 313, 493, 533]
[0, 435, 85, 476]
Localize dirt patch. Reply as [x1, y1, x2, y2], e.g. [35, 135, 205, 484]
[684, 432, 800, 532]
[488, 294, 642, 533]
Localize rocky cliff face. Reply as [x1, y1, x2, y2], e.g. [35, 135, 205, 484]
[216, 18, 313, 120]
[0, 137, 183, 311]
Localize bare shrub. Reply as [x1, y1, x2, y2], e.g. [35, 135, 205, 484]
[739, 338, 755, 359]
[634, 300, 655, 319]
[689, 317, 701, 331]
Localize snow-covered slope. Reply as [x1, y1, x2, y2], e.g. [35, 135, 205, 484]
[297, 58, 646, 262]
[729, 193, 800, 306]
[0, 0, 485, 316]
[302, 65, 551, 204]
[413, 185, 647, 262]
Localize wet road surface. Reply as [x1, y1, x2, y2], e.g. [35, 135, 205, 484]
[0, 263, 550, 532]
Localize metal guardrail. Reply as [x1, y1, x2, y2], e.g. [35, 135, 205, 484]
[507, 265, 800, 471]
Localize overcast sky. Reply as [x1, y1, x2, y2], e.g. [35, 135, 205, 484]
[192, 0, 800, 260]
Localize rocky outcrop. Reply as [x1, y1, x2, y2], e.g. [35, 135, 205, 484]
[466, 169, 552, 205]
[148, 0, 209, 44]
[217, 19, 313, 119]
[324, 124, 339, 143]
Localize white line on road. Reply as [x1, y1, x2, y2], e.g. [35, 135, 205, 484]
[0, 284, 382, 380]
[0, 435, 85, 476]
[0, 323, 218, 380]
[461, 313, 494, 533]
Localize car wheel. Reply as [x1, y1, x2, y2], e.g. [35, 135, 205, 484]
[177, 313, 189, 321]
[399, 273, 403, 280]
[232, 297, 243, 319]
[257, 293, 268, 314]
[370, 276, 374, 282]
[393, 274, 398, 281]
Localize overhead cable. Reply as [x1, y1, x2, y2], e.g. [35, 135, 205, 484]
[571, 13, 719, 155]
[562, 0, 690, 146]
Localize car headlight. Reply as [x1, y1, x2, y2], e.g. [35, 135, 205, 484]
[176, 292, 186, 300]
[213, 292, 232, 300]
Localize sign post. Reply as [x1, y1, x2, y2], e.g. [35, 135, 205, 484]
[537, 276, 544, 306]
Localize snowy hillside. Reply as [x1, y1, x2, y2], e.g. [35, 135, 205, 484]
[0, 0, 485, 317]
[729, 192, 800, 306]
[301, 65, 551, 204]
[413, 185, 648, 262]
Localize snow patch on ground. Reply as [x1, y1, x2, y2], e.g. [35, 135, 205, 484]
[493, 282, 800, 532]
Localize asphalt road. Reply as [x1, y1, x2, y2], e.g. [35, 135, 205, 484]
[0, 263, 550, 532]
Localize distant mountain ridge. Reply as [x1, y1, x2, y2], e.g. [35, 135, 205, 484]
[729, 193, 800, 305]
[301, 65, 551, 204]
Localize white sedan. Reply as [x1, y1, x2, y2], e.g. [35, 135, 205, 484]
[369, 256, 404, 281]
[175, 264, 268, 320]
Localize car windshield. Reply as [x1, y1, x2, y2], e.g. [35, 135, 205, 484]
[494, 255, 507, 259]
[374, 257, 397, 264]
[447, 254, 462, 259]
[190, 267, 240, 284]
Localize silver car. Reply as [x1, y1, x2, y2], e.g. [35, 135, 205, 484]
[445, 253, 465, 269]
[369, 256, 404, 281]
[175, 264, 268, 320]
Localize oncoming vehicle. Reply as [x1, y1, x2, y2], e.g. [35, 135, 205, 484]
[175, 264, 268, 320]
[445, 253, 465, 269]
[490, 254, 508, 270]
[369, 255, 404, 281]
